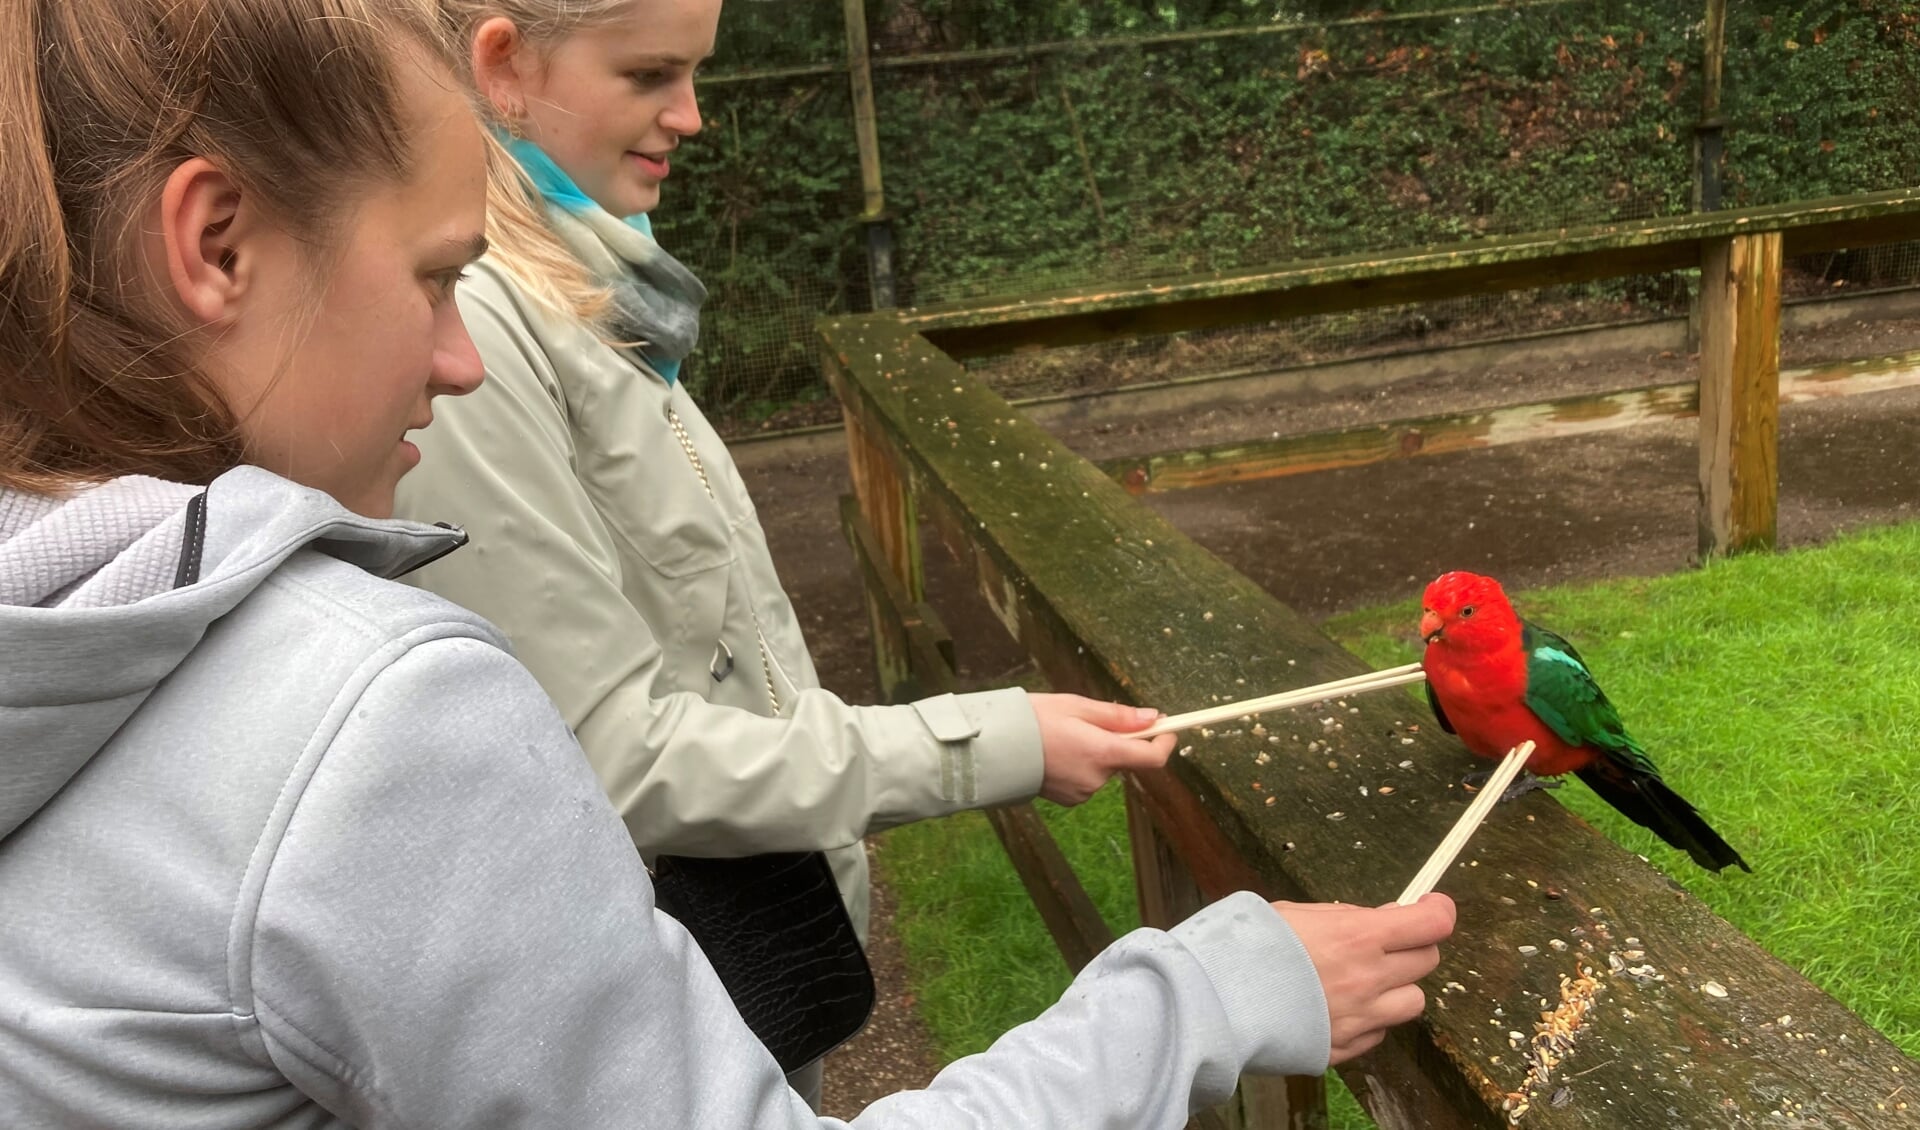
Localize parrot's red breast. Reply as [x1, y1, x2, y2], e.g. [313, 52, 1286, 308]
[1419, 571, 1597, 778]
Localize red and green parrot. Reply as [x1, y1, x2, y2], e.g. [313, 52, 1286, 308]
[1419, 571, 1750, 874]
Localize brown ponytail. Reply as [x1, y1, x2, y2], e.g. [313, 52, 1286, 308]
[0, 0, 455, 493]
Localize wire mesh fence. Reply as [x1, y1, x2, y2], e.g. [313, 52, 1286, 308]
[652, 0, 1920, 435]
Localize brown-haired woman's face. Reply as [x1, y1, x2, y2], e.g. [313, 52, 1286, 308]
[151, 60, 489, 517]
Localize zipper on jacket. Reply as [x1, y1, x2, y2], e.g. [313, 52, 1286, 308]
[666, 405, 783, 717]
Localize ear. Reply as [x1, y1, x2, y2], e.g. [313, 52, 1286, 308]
[471, 16, 534, 123]
[156, 158, 257, 326]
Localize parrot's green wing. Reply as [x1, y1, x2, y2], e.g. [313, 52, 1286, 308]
[1520, 621, 1660, 776]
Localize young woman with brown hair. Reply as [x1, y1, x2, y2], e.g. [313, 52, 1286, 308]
[0, 0, 1452, 1124]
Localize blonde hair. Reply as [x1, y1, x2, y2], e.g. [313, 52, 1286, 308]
[438, 0, 634, 326]
[0, 0, 457, 492]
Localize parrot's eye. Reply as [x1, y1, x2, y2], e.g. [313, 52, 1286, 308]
[1461, 605, 1476, 618]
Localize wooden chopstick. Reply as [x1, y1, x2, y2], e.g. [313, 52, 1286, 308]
[1139, 662, 1427, 739]
[1396, 741, 1536, 906]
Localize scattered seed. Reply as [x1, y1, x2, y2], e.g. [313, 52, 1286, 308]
[1202, 611, 1214, 621]
[1401, 738, 1415, 746]
[1518, 945, 1539, 956]
[1399, 760, 1414, 769]
[1265, 795, 1277, 806]
[1700, 981, 1727, 998]
[1327, 811, 1347, 821]
[1179, 745, 1193, 758]
[1378, 785, 1396, 795]
[1549, 939, 1569, 952]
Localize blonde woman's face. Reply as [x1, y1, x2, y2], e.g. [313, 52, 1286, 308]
[516, 0, 721, 216]
[211, 67, 490, 517]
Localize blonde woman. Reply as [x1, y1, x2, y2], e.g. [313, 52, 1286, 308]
[396, 0, 1194, 1095]
[0, 0, 1451, 1122]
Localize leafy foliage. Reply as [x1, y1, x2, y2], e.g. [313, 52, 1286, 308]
[653, 0, 1920, 415]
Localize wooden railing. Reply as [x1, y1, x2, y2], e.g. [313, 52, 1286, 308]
[824, 190, 1920, 1128]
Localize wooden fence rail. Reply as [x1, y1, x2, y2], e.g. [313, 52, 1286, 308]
[824, 193, 1920, 1128]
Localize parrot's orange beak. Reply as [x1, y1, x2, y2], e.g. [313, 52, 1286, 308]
[1420, 610, 1444, 644]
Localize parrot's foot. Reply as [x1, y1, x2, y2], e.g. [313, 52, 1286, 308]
[1460, 769, 1563, 802]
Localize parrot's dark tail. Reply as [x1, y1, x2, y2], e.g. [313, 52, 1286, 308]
[1576, 765, 1752, 874]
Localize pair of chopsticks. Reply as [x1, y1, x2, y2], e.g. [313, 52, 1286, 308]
[1141, 663, 1535, 905]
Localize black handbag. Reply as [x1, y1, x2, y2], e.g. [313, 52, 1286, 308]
[650, 851, 876, 1074]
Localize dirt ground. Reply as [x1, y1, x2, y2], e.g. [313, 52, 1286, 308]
[740, 314, 1920, 1115]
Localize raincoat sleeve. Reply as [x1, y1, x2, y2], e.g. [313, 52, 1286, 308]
[248, 634, 1332, 1127]
[395, 276, 1043, 857]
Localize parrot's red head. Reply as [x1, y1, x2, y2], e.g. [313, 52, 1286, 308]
[1420, 571, 1520, 654]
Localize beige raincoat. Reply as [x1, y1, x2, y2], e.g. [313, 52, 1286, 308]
[394, 261, 1045, 933]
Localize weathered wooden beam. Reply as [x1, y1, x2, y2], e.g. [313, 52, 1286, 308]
[867, 189, 1920, 356]
[820, 316, 1920, 1127]
[1126, 781, 1321, 1130]
[1698, 232, 1783, 557]
[838, 494, 1117, 976]
[838, 493, 941, 703]
[981, 803, 1115, 976]
[1097, 349, 1920, 495]
[840, 404, 921, 603]
[1101, 381, 1697, 495]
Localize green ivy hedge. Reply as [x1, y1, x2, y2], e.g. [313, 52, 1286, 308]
[651, 0, 1920, 418]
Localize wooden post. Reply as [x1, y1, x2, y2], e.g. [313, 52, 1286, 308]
[842, 408, 920, 599]
[1126, 780, 1325, 1130]
[1686, 0, 1728, 352]
[842, 0, 896, 308]
[841, 408, 921, 702]
[1693, 0, 1727, 213]
[1698, 232, 1782, 557]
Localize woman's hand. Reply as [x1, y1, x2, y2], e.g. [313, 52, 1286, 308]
[1272, 894, 1455, 1063]
[1029, 693, 1176, 806]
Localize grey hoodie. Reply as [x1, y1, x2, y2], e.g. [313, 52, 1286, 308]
[0, 466, 1331, 1128]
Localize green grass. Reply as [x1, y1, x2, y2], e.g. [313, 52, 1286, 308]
[875, 522, 1920, 1126]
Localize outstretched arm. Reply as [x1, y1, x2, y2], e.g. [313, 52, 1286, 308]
[247, 634, 1423, 1128]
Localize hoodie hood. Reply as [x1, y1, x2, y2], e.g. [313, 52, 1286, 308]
[0, 466, 466, 840]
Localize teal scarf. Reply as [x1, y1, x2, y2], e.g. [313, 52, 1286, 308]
[500, 134, 707, 384]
